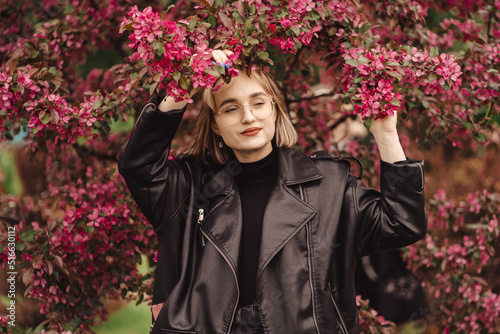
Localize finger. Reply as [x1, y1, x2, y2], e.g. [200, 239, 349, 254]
[212, 51, 224, 64]
[222, 49, 234, 57]
[216, 50, 229, 64]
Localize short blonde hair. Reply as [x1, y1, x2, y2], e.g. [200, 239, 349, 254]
[186, 70, 298, 165]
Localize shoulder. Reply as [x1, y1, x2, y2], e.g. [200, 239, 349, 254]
[308, 150, 359, 176]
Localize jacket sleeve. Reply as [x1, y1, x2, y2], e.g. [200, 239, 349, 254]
[352, 158, 427, 258]
[117, 95, 190, 232]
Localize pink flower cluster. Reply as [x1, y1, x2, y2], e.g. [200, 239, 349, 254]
[404, 189, 500, 332]
[0, 137, 156, 332]
[341, 44, 462, 119]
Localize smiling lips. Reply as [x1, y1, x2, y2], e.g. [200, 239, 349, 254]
[241, 127, 261, 136]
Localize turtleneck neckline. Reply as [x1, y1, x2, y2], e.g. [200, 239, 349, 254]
[235, 147, 278, 186]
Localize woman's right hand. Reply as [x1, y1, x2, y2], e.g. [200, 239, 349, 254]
[158, 49, 234, 112]
[211, 49, 233, 68]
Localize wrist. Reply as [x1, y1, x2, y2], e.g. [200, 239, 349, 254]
[372, 130, 399, 144]
[158, 96, 188, 112]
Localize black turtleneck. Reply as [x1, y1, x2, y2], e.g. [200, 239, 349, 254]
[235, 147, 278, 307]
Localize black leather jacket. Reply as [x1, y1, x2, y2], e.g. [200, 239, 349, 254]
[118, 96, 427, 334]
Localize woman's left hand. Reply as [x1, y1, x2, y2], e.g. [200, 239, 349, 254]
[368, 111, 406, 163]
[368, 112, 398, 137]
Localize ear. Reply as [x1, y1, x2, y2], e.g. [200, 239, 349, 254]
[211, 121, 220, 136]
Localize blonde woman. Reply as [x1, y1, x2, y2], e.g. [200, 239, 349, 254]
[118, 50, 427, 334]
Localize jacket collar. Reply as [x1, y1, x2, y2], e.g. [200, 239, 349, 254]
[276, 146, 323, 185]
[200, 146, 323, 276]
[205, 146, 323, 196]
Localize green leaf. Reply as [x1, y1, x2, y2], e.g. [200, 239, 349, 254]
[119, 22, 135, 34]
[135, 252, 142, 264]
[208, 15, 217, 28]
[244, 18, 255, 34]
[290, 25, 301, 36]
[149, 81, 159, 95]
[473, 131, 487, 142]
[204, 68, 221, 77]
[48, 67, 58, 76]
[136, 293, 144, 306]
[360, 22, 371, 34]
[462, 121, 473, 129]
[257, 51, 269, 59]
[465, 223, 488, 230]
[172, 71, 181, 82]
[345, 59, 358, 67]
[386, 61, 399, 66]
[489, 114, 500, 125]
[258, 16, 266, 30]
[430, 46, 439, 58]
[357, 57, 369, 65]
[304, 12, 321, 21]
[153, 40, 164, 56]
[92, 99, 102, 110]
[387, 71, 402, 81]
[40, 112, 52, 124]
[390, 99, 401, 107]
[232, 11, 245, 24]
[293, 37, 302, 50]
[246, 37, 259, 45]
[179, 76, 190, 90]
[22, 230, 38, 242]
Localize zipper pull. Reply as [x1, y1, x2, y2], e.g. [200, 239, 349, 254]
[198, 208, 206, 247]
[198, 208, 204, 224]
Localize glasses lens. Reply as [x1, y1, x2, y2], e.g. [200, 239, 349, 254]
[218, 97, 274, 125]
[219, 105, 243, 125]
[251, 97, 274, 120]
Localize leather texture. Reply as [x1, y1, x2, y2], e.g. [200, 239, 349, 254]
[118, 95, 427, 334]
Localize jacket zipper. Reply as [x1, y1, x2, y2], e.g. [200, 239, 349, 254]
[328, 282, 348, 334]
[305, 223, 320, 333]
[197, 209, 206, 247]
[198, 210, 239, 334]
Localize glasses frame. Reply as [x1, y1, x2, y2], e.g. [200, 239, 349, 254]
[216, 96, 276, 126]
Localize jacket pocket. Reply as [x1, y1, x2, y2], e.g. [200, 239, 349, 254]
[161, 329, 198, 334]
[328, 282, 348, 334]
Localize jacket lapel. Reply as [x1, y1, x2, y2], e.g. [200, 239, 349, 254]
[200, 147, 324, 277]
[256, 178, 317, 280]
[257, 147, 323, 279]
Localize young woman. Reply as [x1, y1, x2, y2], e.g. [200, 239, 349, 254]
[118, 50, 427, 334]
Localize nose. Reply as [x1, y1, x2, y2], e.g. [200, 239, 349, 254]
[240, 104, 256, 124]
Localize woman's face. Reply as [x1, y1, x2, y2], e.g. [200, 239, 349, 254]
[213, 73, 277, 163]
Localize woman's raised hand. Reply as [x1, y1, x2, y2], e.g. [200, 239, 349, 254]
[158, 49, 234, 112]
[211, 49, 233, 68]
[368, 111, 407, 163]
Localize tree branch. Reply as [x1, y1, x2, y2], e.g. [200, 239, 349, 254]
[487, 12, 493, 42]
[0, 214, 22, 224]
[288, 90, 337, 103]
[282, 48, 304, 111]
[73, 143, 117, 162]
[329, 113, 357, 131]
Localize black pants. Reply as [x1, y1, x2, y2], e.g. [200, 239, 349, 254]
[229, 304, 265, 334]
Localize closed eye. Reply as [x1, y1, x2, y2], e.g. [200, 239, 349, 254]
[222, 107, 240, 113]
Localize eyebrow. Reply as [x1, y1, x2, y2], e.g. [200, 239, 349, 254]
[219, 92, 267, 109]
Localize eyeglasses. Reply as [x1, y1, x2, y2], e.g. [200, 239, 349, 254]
[216, 96, 276, 126]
